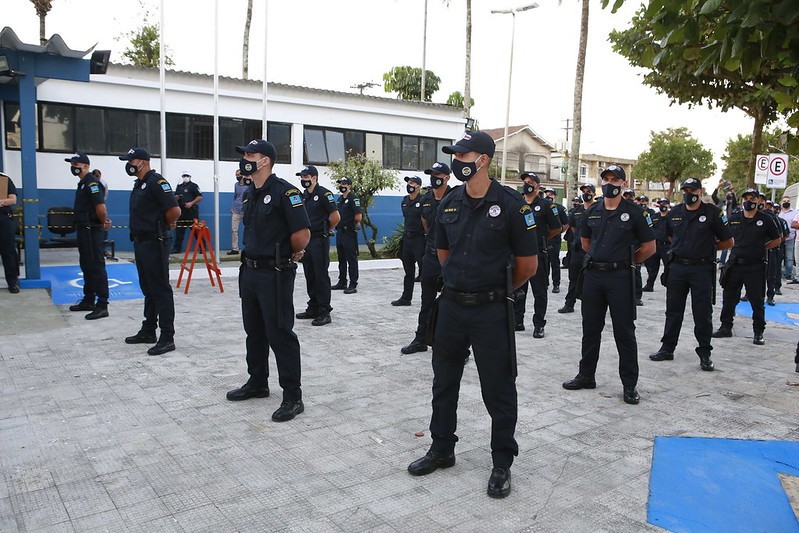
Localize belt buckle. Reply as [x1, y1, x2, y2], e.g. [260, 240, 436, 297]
[461, 293, 478, 306]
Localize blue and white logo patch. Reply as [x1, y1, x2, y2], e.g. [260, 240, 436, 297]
[721, 213, 728, 224]
[524, 213, 536, 229]
[89, 184, 100, 194]
[354, 199, 361, 206]
[160, 183, 172, 192]
[289, 194, 303, 206]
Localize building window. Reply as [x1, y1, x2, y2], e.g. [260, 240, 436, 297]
[383, 135, 451, 170]
[304, 127, 366, 165]
[40, 103, 74, 151]
[75, 107, 106, 154]
[220, 117, 261, 161]
[3, 102, 26, 150]
[166, 113, 214, 160]
[267, 123, 292, 164]
[580, 165, 587, 178]
[383, 135, 401, 169]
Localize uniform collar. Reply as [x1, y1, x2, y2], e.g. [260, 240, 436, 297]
[462, 178, 500, 208]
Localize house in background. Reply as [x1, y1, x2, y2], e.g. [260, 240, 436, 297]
[484, 125, 561, 193]
[550, 152, 639, 195]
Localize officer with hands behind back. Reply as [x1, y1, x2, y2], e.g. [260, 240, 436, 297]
[544, 187, 569, 294]
[120, 147, 181, 356]
[171, 172, 203, 254]
[559, 183, 596, 314]
[392, 176, 425, 306]
[226, 140, 311, 423]
[649, 178, 733, 371]
[407, 131, 538, 499]
[562, 165, 655, 405]
[331, 177, 361, 294]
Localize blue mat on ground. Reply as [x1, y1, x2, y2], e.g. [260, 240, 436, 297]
[736, 301, 799, 327]
[41, 264, 143, 304]
[648, 436, 799, 532]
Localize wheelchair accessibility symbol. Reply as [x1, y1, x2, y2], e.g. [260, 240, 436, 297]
[41, 264, 144, 304]
[69, 272, 135, 289]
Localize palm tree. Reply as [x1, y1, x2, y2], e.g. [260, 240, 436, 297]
[242, 0, 253, 79]
[567, 0, 589, 198]
[30, 0, 53, 45]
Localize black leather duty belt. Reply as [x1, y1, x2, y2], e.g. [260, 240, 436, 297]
[243, 257, 292, 270]
[442, 286, 507, 306]
[732, 257, 764, 266]
[673, 256, 714, 266]
[587, 261, 630, 272]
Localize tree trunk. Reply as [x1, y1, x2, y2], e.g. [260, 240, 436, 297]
[242, 0, 253, 79]
[39, 14, 46, 45]
[747, 107, 765, 188]
[567, 0, 589, 199]
[360, 212, 379, 259]
[464, 0, 472, 119]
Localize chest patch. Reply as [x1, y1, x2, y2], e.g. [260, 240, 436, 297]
[415, 202, 420, 208]
[489, 205, 501, 217]
[344, 199, 349, 204]
[756, 220, 763, 226]
[699, 215, 707, 222]
[621, 213, 630, 222]
[313, 195, 319, 202]
[534, 205, 541, 212]
[141, 183, 147, 190]
[264, 194, 271, 204]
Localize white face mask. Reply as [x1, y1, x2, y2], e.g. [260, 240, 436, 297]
[182, 177, 190, 183]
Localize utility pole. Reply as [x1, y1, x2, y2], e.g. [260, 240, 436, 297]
[562, 118, 572, 189]
[350, 82, 379, 95]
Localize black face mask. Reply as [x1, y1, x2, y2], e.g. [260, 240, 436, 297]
[70, 166, 82, 177]
[743, 200, 758, 211]
[301, 179, 313, 189]
[601, 183, 621, 198]
[125, 162, 139, 176]
[683, 192, 699, 205]
[239, 158, 258, 176]
[523, 183, 536, 195]
[339, 186, 347, 193]
[757, 203, 764, 210]
[430, 177, 445, 189]
[783, 202, 791, 209]
[581, 193, 593, 202]
[243, 178, 252, 186]
[406, 184, 417, 194]
[572, 202, 581, 208]
[659, 206, 668, 212]
[451, 158, 480, 182]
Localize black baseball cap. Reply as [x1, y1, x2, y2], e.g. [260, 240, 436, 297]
[296, 165, 319, 177]
[657, 198, 670, 205]
[119, 147, 150, 161]
[638, 195, 649, 202]
[579, 183, 596, 194]
[741, 187, 759, 198]
[424, 162, 451, 175]
[442, 131, 496, 158]
[235, 139, 277, 161]
[601, 165, 626, 181]
[680, 177, 702, 190]
[544, 188, 556, 195]
[520, 172, 540, 184]
[65, 151, 90, 165]
[623, 189, 635, 197]
[336, 177, 352, 185]
[404, 176, 423, 185]
[758, 192, 767, 199]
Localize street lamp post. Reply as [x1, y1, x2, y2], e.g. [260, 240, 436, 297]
[491, 3, 538, 185]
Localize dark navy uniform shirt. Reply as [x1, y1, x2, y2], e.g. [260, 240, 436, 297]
[73, 174, 105, 224]
[727, 210, 780, 261]
[402, 194, 425, 236]
[336, 193, 362, 230]
[548, 202, 569, 242]
[581, 200, 655, 262]
[651, 208, 670, 242]
[567, 204, 588, 251]
[528, 196, 561, 250]
[129, 170, 179, 236]
[436, 179, 538, 292]
[303, 185, 337, 234]
[243, 175, 310, 259]
[421, 186, 452, 251]
[0, 176, 18, 216]
[174, 181, 202, 209]
[666, 202, 731, 259]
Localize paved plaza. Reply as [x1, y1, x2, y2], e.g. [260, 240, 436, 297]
[1, 253, 798, 532]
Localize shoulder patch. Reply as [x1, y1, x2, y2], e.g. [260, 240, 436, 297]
[325, 192, 335, 203]
[524, 212, 537, 230]
[354, 198, 361, 206]
[520, 204, 531, 214]
[289, 194, 303, 207]
[721, 212, 728, 224]
[89, 184, 101, 194]
[161, 182, 172, 192]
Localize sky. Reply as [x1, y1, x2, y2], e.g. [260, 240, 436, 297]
[4, 0, 762, 186]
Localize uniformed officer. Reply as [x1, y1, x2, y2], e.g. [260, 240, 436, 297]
[649, 178, 733, 371]
[514, 172, 562, 337]
[643, 197, 670, 292]
[0, 172, 20, 293]
[622, 189, 644, 305]
[392, 176, 425, 306]
[559, 183, 596, 314]
[226, 139, 311, 422]
[65, 152, 111, 320]
[713, 188, 781, 345]
[563, 165, 655, 404]
[331, 177, 361, 294]
[407, 131, 538, 499]
[119, 147, 181, 355]
[544, 187, 569, 293]
[171, 172, 203, 253]
[763, 198, 787, 305]
[293, 165, 339, 326]
[401, 161, 452, 355]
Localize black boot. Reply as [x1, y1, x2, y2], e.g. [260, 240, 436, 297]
[69, 299, 95, 312]
[125, 330, 157, 344]
[85, 302, 109, 320]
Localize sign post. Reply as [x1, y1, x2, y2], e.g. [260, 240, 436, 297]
[754, 154, 769, 185]
[766, 153, 788, 189]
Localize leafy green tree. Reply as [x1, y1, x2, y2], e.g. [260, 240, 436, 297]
[121, 23, 174, 68]
[327, 153, 398, 258]
[383, 66, 441, 102]
[605, 0, 799, 164]
[446, 91, 474, 109]
[634, 128, 716, 199]
[722, 132, 799, 196]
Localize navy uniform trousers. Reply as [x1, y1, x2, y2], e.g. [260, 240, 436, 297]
[720, 263, 766, 334]
[239, 264, 302, 401]
[414, 250, 441, 342]
[336, 229, 359, 288]
[430, 297, 517, 469]
[77, 225, 109, 303]
[400, 234, 425, 301]
[661, 263, 714, 358]
[134, 237, 174, 340]
[563, 247, 585, 309]
[579, 269, 639, 388]
[767, 247, 782, 299]
[0, 215, 19, 286]
[547, 238, 562, 288]
[302, 235, 332, 315]
[514, 260, 548, 328]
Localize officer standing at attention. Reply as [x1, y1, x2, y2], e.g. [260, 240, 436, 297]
[171, 172, 203, 254]
[407, 131, 538, 499]
[401, 161, 452, 355]
[228, 169, 249, 255]
[559, 183, 596, 314]
[392, 176, 425, 306]
[119, 148, 181, 356]
[0, 172, 20, 293]
[642, 196, 668, 292]
[226, 140, 311, 422]
[712, 188, 781, 345]
[649, 178, 733, 371]
[65, 152, 111, 320]
[544, 187, 569, 294]
[295, 165, 340, 326]
[514, 172, 562, 337]
[563, 165, 655, 405]
[331, 177, 361, 294]
[761, 197, 787, 306]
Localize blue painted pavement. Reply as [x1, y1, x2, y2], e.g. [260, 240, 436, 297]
[735, 301, 799, 327]
[41, 264, 143, 304]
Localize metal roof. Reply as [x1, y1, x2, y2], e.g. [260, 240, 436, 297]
[0, 26, 94, 58]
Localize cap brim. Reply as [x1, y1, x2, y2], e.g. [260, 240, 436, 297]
[441, 144, 470, 155]
[235, 145, 253, 155]
[423, 169, 434, 175]
[118, 154, 133, 161]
